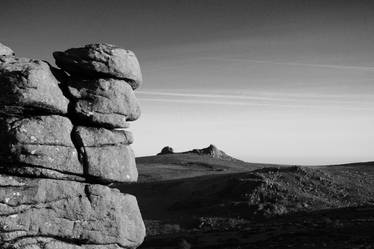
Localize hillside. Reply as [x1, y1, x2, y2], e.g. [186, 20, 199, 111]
[119, 149, 374, 248]
[136, 144, 282, 182]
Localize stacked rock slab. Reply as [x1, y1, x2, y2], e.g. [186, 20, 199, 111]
[0, 43, 145, 249]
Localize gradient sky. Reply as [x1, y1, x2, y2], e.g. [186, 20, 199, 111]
[1, 0, 374, 164]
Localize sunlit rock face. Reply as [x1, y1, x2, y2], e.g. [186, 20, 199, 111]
[66, 78, 141, 129]
[0, 42, 14, 57]
[53, 43, 142, 90]
[0, 43, 145, 249]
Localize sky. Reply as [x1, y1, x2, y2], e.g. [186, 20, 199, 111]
[1, 0, 374, 165]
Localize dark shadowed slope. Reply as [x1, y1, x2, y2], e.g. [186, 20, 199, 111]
[118, 158, 374, 249]
[123, 163, 374, 223]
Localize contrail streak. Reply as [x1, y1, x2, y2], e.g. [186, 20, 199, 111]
[199, 57, 374, 72]
[137, 91, 283, 101]
[137, 91, 374, 105]
[139, 98, 373, 111]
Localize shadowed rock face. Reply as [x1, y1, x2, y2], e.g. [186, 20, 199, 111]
[53, 43, 142, 90]
[0, 174, 145, 249]
[0, 43, 145, 248]
[73, 127, 138, 183]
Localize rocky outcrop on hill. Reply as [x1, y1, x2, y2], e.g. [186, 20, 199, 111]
[189, 144, 224, 157]
[188, 144, 243, 162]
[0, 43, 145, 248]
[157, 146, 174, 155]
[157, 144, 241, 162]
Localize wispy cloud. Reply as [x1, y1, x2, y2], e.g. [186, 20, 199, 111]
[137, 90, 374, 106]
[139, 97, 275, 107]
[137, 92, 374, 111]
[137, 91, 284, 101]
[199, 57, 374, 72]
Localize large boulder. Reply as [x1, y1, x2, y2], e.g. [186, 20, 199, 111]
[53, 43, 142, 90]
[0, 57, 68, 115]
[0, 43, 14, 57]
[67, 78, 141, 128]
[0, 174, 145, 249]
[0, 115, 83, 179]
[73, 126, 138, 183]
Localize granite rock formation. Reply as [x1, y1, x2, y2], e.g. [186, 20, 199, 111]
[66, 78, 141, 128]
[0, 43, 14, 57]
[73, 126, 138, 182]
[0, 56, 68, 115]
[53, 43, 142, 90]
[0, 42, 145, 249]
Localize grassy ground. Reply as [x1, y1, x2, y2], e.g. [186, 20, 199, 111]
[136, 153, 283, 182]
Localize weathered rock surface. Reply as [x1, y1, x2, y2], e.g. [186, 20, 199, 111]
[0, 57, 68, 115]
[75, 126, 134, 146]
[0, 42, 145, 249]
[67, 78, 141, 128]
[0, 43, 14, 57]
[0, 115, 82, 179]
[0, 174, 145, 249]
[53, 43, 142, 89]
[73, 126, 138, 183]
[0, 116, 138, 183]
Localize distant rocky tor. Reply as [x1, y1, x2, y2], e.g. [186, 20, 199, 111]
[158, 144, 242, 162]
[157, 146, 174, 155]
[0, 42, 145, 248]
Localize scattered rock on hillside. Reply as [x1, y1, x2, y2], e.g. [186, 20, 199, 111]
[67, 78, 141, 128]
[0, 42, 14, 57]
[158, 146, 175, 155]
[0, 174, 145, 249]
[53, 43, 142, 89]
[0, 56, 68, 115]
[168, 166, 374, 219]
